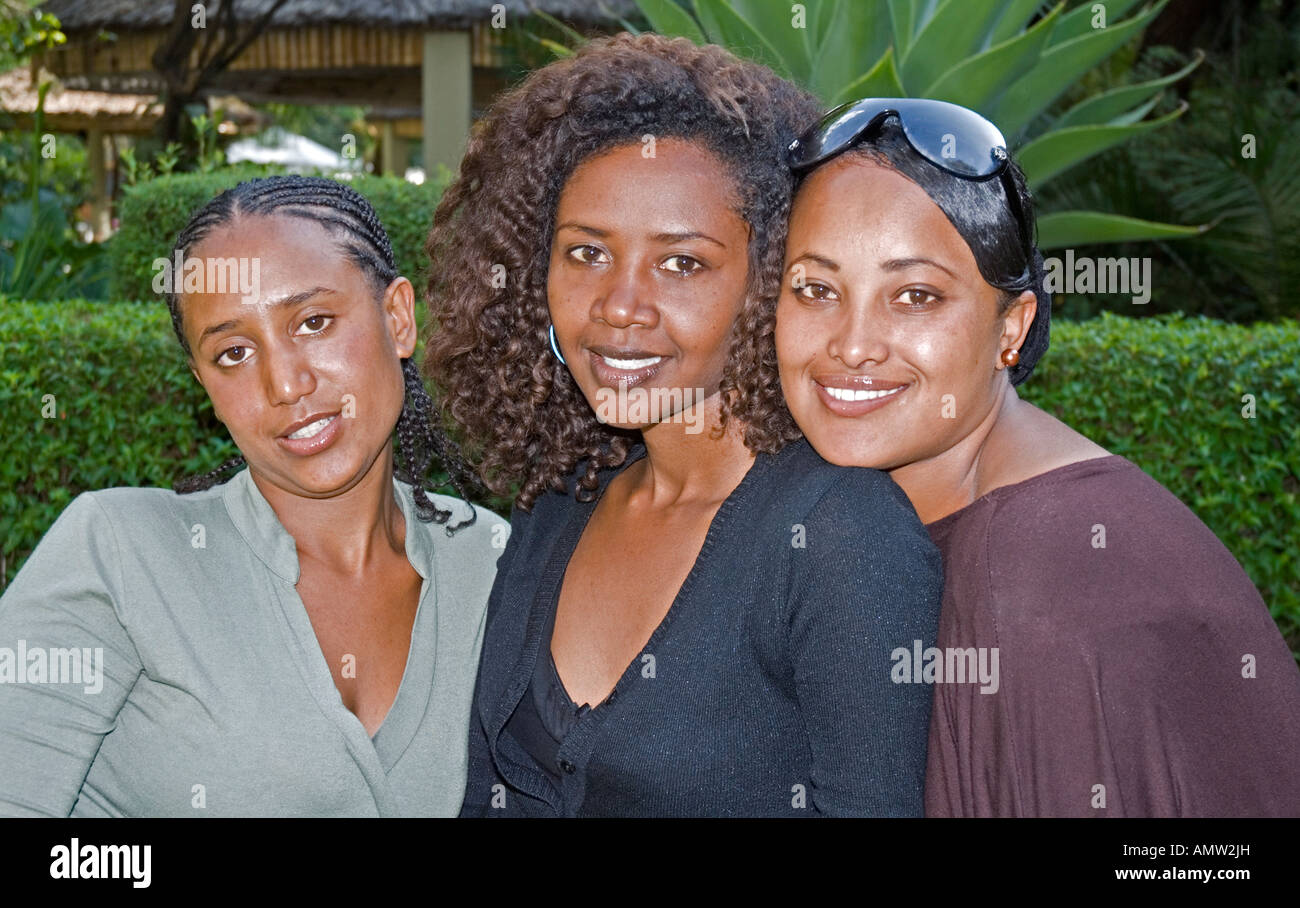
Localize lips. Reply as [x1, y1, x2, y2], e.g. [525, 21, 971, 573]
[588, 345, 669, 387]
[812, 374, 908, 417]
[822, 385, 904, 402]
[277, 411, 342, 456]
[280, 412, 340, 439]
[599, 353, 662, 370]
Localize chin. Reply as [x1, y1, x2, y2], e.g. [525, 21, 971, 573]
[802, 431, 891, 471]
[267, 453, 373, 497]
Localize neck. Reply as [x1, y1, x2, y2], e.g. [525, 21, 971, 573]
[630, 392, 756, 508]
[251, 443, 406, 576]
[889, 383, 1026, 525]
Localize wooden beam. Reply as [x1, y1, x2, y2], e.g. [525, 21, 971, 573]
[0, 112, 158, 134]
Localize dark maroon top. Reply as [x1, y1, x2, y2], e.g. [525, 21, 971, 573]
[923, 455, 1300, 817]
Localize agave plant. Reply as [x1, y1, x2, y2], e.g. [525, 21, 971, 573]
[631, 0, 1205, 249]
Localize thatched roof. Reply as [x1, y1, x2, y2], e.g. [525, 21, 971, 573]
[40, 0, 638, 31]
[0, 67, 267, 132]
[0, 66, 162, 131]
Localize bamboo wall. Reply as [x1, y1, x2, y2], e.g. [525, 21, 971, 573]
[42, 22, 504, 79]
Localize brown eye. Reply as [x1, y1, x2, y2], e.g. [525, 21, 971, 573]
[795, 281, 837, 302]
[217, 346, 248, 367]
[898, 288, 939, 308]
[567, 245, 608, 265]
[661, 254, 703, 275]
[294, 314, 333, 335]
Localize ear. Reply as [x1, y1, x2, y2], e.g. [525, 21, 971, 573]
[997, 290, 1037, 373]
[382, 277, 418, 359]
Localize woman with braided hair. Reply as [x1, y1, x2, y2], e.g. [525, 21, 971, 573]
[0, 175, 506, 816]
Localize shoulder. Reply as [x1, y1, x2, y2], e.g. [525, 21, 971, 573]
[396, 486, 509, 633]
[47, 483, 224, 543]
[756, 439, 927, 535]
[751, 441, 940, 599]
[949, 455, 1264, 630]
[978, 455, 1226, 557]
[395, 482, 509, 559]
[427, 491, 510, 550]
[5, 483, 220, 611]
[763, 444, 942, 648]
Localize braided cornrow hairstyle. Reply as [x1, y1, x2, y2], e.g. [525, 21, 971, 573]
[165, 174, 479, 533]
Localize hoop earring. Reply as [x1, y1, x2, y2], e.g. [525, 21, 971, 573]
[549, 324, 567, 366]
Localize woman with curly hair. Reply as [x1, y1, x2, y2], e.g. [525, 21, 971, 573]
[426, 33, 943, 816]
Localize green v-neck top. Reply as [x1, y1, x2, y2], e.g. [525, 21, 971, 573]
[0, 469, 507, 817]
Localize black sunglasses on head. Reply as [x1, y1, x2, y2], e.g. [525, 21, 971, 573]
[788, 98, 1033, 264]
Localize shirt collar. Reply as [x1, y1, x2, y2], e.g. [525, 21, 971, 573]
[221, 468, 433, 585]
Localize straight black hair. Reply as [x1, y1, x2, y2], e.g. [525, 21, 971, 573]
[824, 116, 1051, 384]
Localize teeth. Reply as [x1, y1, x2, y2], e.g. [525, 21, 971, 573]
[824, 385, 904, 402]
[601, 354, 663, 371]
[288, 416, 334, 439]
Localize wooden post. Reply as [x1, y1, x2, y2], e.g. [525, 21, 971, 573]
[421, 30, 471, 180]
[86, 128, 112, 241]
[390, 135, 410, 178]
[380, 120, 397, 176]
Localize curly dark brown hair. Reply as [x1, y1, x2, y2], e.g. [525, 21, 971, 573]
[424, 32, 821, 510]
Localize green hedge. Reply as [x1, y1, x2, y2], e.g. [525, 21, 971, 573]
[1020, 311, 1300, 657]
[107, 168, 446, 302]
[3, 301, 1298, 658]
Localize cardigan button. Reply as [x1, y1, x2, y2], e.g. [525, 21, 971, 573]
[558, 759, 576, 775]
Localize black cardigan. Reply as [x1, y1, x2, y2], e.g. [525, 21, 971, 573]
[459, 438, 943, 816]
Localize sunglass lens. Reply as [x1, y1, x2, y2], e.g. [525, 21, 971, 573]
[790, 100, 879, 168]
[895, 100, 1008, 178]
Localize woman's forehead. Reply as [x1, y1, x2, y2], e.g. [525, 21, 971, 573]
[556, 140, 747, 238]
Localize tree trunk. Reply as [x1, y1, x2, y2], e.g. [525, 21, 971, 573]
[150, 0, 290, 148]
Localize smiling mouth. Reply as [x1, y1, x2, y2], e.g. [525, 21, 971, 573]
[284, 415, 337, 439]
[813, 377, 909, 416]
[821, 385, 905, 402]
[587, 347, 670, 388]
[597, 353, 664, 370]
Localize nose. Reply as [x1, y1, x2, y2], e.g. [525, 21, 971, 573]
[261, 337, 316, 408]
[588, 260, 658, 330]
[827, 303, 890, 369]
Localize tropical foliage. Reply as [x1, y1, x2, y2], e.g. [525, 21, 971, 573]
[1040, 0, 1300, 321]
[632, 0, 1204, 249]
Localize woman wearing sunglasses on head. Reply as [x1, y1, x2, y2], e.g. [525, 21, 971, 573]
[755, 99, 1300, 816]
[427, 35, 943, 817]
[0, 176, 504, 816]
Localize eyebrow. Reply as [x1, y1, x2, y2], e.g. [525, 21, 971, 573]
[651, 230, 726, 248]
[789, 253, 840, 272]
[788, 254, 958, 278]
[881, 257, 957, 278]
[554, 222, 727, 249]
[197, 286, 332, 346]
